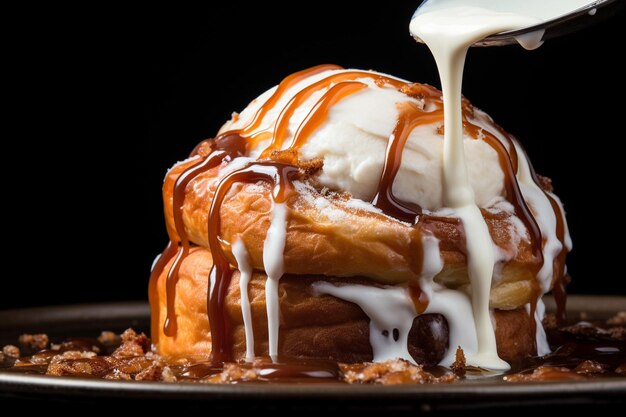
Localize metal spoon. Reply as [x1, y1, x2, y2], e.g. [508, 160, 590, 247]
[413, 0, 623, 47]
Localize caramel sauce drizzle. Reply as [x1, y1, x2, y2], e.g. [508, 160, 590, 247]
[462, 120, 546, 345]
[206, 162, 299, 363]
[191, 65, 340, 156]
[547, 194, 568, 324]
[409, 283, 430, 314]
[259, 71, 406, 158]
[148, 240, 177, 346]
[241, 64, 341, 136]
[465, 122, 544, 266]
[523, 147, 569, 325]
[151, 134, 247, 337]
[372, 102, 441, 222]
[288, 82, 368, 151]
[370, 82, 545, 311]
[151, 65, 567, 362]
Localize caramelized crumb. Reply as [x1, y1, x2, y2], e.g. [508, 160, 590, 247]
[504, 366, 585, 382]
[104, 369, 132, 380]
[112, 329, 150, 358]
[47, 360, 94, 376]
[97, 331, 119, 345]
[536, 175, 554, 193]
[399, 83, 424, 98]
[161, 366, 177, 382]
[135, 363, 164, 381]
[3, 318, 625, 385]
[2, 345, 20, 359]
[112, 356, 154, 375]
[574, 360, 606, 375]
[398, 84, 426, 109]
[341, 359, 457, 385]
[266, 149, 324, 178]
[607, 327, 626, 340]
[374, 78, 387, 88]
[561, 321, 625, 341]
[269, 149, 298, 165]
[451, 346, 466, 377]
[18, 334, 49, 350]
[23, 352, 56, 366]
[608, 312, 626, 326]
[298, 158, 324, 177]
[204, 363, 259, 384]
[195, 141, 213, 158]
[50, 350, 97, 363]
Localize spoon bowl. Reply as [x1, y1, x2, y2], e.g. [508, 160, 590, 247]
[413, 0, 623, 47]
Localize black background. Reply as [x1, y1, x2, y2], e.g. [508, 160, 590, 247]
[3, 3, 625, 310]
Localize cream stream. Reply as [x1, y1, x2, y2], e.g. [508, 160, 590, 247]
[262, 202, 288, 361]
[410, 7, 541, 372]
[232, 239, 255, 361]
[409, 0, 589, 370]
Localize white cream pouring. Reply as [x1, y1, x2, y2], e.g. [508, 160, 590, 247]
[405, 0, 586, 369]
[312, 282, 419, 363]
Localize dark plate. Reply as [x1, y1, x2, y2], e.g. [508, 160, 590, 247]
[0, 296, 625, 411]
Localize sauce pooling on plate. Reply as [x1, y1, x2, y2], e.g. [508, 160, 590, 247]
[1, 315, 624, 383]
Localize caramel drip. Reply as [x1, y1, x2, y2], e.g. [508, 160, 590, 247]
[458, 97, 519, 172]
[288, 82, 368, 152]
[241, 64, 341, 135]
[159, 134, 247, 336]
[148, 240, 177, 346]
[493, 124, 519, 173]
[408, 283, 429, 314]
[462, 119, 546, 344]
[260, 71, 412, 158]
[163, 150, 228, 336]
[523, 148, 569, 324]
[464, 121, 544, 267]
[191, 65, 342, 156]
[149, 242, 177, 295]
[207, 162, 299, 363]
[372, 102, 444, 223]
[547, 194, 568, 325]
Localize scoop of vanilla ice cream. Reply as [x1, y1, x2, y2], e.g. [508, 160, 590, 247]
[220, 69, 504, 211]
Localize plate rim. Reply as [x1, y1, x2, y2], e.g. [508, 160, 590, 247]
[1, 372, 625, 400]
[1, 295, 625, 401]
